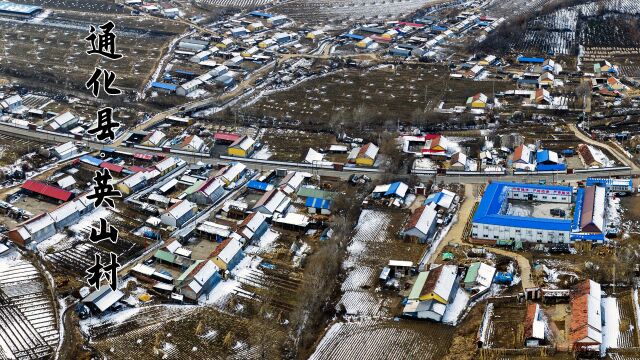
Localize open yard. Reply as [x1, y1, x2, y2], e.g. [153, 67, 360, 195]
[243, 65, 511, 131]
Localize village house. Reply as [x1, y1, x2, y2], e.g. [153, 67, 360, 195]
[533, 88, 553, 105]
[227, 135, 256, 157]
[211, 238, 244, 271]
[462, 262, 496, 292]
[196, 221, 232, 242]
[348, 142, 379, 166]
[141, 130, 166, 147]
[466, 93, 488, 108]
[449, 152, 467, 170]
[403, 264, 459, 322]
[189, 177, 225, 205]
[279, 171, 306, 194]
[160, 200, 197, 228]
[216, 162, 247, 186]
[524, 303, 546, 347]
[253, 189, 291, 216]
[178, 260, 221, 301]
[52, 142, 79, 160]
[45, 111, 78, 132]
[237, 211, 269, 243]
[570, 280, 602, 351]
[577, 144, 602, 168]
[402, 203, 438, 243]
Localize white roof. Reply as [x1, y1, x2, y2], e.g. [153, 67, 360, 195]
[409, 203, 438, 236]
[361, 143, 379, 159]
[241, 212, 268, 239]
[51, 111, 76, 126]
[201, 178, 224, 196]
[197, 221, 231, 237]
[182, 135, 204, 151]
[530, 304, 545, 340]
[155, 157, 180, 172]
[166, 200, 194, 219]
[132, 263, 156, 276]
[159, 178, 179, 193]
[175, 247, 192, 258]
[146, 130, 165, 146]
[165, 240, 181, 253]
[216, 238, 242, 263]
[431, 264, 458, 304]
[122, 171, 147, 188]
[304, 148, 324, 163]
[329, 144, 348, 152]
[83, 287, 124, 312]
[220, 162, 246, 183]
[280, 172, 306, 194]
[273, 212, 309, 227]
[187, 280, 202, 295]
[435, 189, 456, 209]
[148, 193, 170, 204]
[388, 260, 413, 267]
[472, 262, 496, 288]
[592, 186, 606, 233]
[56, 175, 76, 189]
[231, 136, 255, 151]
[24, 214, 55, 234]
[53, 142, 77, 157]
[193, 260, 219, 285]
[373, 184, 390, 194]
[257, 190, 289, 214]
[49, 201, 80, 222]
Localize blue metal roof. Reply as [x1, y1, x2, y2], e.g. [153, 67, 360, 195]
[535, 164, 566, 171]
[151, 82, 177, 91]
[0, 1, 42, 15]
[431, 25, 448, 31]
[536, 150, 551, 163]
[247, 180, 270, 191]
[249, 11, 273, 18]
[586, 177, 633, 189]
[572, 187, 584, 231]
[517, 56, 545, 63]
[473, 182, 573, 231]
[305, 197, 331, 209]
[79, 155, 103, 167]
[174, 69, 196, 76]
[342, 33, 365, 40]
[384, 182, 405, 196]
[424, 192, 443, 205]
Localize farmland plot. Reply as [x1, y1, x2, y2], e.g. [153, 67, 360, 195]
[309, 319, 454, 360]
[271, 0, 447, 23]
[196, 0, 272, 9]
[0, 259, 58, 360]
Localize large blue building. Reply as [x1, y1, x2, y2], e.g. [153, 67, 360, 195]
[471, 182, 607, 244]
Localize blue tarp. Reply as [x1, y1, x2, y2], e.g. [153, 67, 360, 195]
[79, 155, 103, 167]
[536, 150, 554, 164]
[249, 11, 273, 18]
[535, 164, 567, 171]
[305, 197, 331, 209]
[384, 182, 406, 196]
[562, 149, 574, 156]
[517, 56, 545, 63]
[341, 33, 365, 40]
[151, 82, 177, 91]
[247, 180, 271, 191]
[572, 188, 585, 231]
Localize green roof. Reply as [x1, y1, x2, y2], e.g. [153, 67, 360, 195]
[296, 186, 334, 200]
[463, 262, 480, 284]
[183, 180, 205, 195]
[155, 249, 176, 264]
[177, 260, 203, 282]
[408, 271, 429, 300]
[442, 252, 454, 261]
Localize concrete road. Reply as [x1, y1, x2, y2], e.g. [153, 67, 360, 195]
[0, 123, 637, 184]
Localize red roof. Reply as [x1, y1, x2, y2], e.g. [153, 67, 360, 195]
[128, 166, 147, 173]
[100, 162, 124, 173]
[214, 132, 241, 142]
[22, 180, 73, 202]
[134, 153, 153, 161]
[398, 22, 424, 28]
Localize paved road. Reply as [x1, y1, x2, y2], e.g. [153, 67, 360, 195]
[0, 123, 637, 184]
[569, 123, 640, 172]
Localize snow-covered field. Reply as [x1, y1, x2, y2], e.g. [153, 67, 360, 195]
[0, 259, 59, 359]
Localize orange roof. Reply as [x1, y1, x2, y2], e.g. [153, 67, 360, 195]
[524, 303, 537, 339]
[404, 206, 425, 231]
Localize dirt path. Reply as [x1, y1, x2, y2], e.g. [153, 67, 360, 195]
[426, 184, 535, 291]
[484, 247, 534, 291]
[569, 123, 639, 172]
[427, 184, 476, 264]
